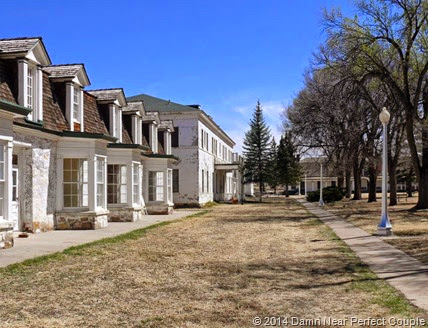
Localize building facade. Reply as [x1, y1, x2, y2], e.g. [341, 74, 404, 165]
[127, 94, 243, 207]
[0, 37, 178, 249]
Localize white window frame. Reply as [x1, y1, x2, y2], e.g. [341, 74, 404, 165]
[167, 169, 172, 203]
[73, 86, 80, 123]
[63, 158, 89, 208]
[107, 164, 127, 204]
[148, 171, 164, 202]
[132, 163, 140, 205]
[27, 66, 34, 110]
[0, 145, 4, 219]
[96, 157, 106, 209]
[202, 169, 205, 194]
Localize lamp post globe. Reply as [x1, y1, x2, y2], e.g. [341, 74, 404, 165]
[379, 107, 390, 125]
[378, 107, 392, 236]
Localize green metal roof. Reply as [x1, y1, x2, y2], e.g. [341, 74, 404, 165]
[0, 99, 32, 116]
[126, 94, 198, 113]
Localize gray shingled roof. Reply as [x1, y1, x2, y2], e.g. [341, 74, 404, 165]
[123, 101, 144, 113]
[43, 64, 82, 78]
[0, 37, 40, 54]
[127, 94, 198, 112]
[87, 88, 124, 102]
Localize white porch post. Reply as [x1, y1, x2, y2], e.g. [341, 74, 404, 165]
[304, 174, 307, 199]
[3, 141, 13, 221]
[127, 162, 133, 207]
[88, 156, 96, 211]
[56, 154, 64, 211]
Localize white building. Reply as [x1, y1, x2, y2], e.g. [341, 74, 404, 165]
[127, 94, 243, 207]
[0, 37, 177, 249]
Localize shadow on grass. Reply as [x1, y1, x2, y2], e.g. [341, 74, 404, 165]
[0, 209, 211, 276]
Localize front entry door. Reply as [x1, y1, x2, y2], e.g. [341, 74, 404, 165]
[11, 168, 19, 230]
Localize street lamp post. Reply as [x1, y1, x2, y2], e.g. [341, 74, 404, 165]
[378, 107, 392, 236]
[319, 163, 324, 206]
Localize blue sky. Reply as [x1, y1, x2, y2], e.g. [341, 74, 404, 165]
[2, 0, 354, 152]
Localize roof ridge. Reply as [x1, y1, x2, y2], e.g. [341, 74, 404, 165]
[0, 36, 42, 41]
[128, 93, 196, 109]
[87, 88, 124, 92]
[44, 63, 84, 67]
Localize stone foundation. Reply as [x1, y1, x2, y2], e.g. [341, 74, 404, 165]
[146, 203, 174, 215]
[0, 222, 14, 249]
[108, 207, 143, 222]
[55, 211, 109, 230]
[22, 221, 55, 233]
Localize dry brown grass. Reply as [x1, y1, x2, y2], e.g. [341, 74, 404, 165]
[0, 199, 424, 327]
[324, 195, 428, 264]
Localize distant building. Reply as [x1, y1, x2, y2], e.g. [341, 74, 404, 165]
[127, 94, 244, 207]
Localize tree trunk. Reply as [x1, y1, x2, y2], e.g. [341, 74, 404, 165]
[406, 174, 413, 197]
[416, 169, 428, 209]
[352, 158, 364, 200]
[345, 169, 352, 198]
[285, 183, 289, 197]
[368, 164, 377, 203]
[259, 182, 263, 203]
[338, 171, 344, 189]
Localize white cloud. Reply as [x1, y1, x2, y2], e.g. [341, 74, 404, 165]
[225, 100, 288, 154]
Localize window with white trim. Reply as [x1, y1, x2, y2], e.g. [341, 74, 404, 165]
[206, 170, 209, 193]
[63, 159, 88, 208]
[27, 66, 34, 109]
[202, 169, 205, 194]
[73, 87, 80, 122]
[0, 145, 4, 218]
[167, 169, 172, 203]
[108, 165, 127, 204]
[96, 158, 105, 208]
[149, 171, 164, 201]
[133, 163, 139, 204]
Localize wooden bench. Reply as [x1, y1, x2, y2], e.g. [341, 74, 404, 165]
[397, 193, 408, 202]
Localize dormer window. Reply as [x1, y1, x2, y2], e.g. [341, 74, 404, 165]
[18, 60, 43, 122]
[27, 66, 34, 109]
[73, 87, 80, 121]
[65, 83, 84, 131]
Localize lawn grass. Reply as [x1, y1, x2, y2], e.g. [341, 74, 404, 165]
[1, 209, 211, 277]
[0, 199, 425, 327]
[323, 196, 428, 265]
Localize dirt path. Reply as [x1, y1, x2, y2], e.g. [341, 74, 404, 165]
[0, 199, 424, 327]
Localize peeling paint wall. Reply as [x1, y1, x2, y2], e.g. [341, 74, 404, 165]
[14, 133, 57, 232]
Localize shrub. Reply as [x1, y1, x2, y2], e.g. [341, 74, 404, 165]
[306, 186, 344, 203]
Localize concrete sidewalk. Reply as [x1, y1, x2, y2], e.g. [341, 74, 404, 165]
[0, 209, 199, 269]
[298, 199, 428, 312]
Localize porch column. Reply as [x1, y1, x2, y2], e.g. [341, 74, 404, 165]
[88, 156, 96, 211]
[3, 141, 13, 221]
[127, 162, 133, 207]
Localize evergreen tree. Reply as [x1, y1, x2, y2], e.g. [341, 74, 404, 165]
[243, 100, 272, 202]
[266, 137, 279, 194]
[277, 132, 301, 197]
